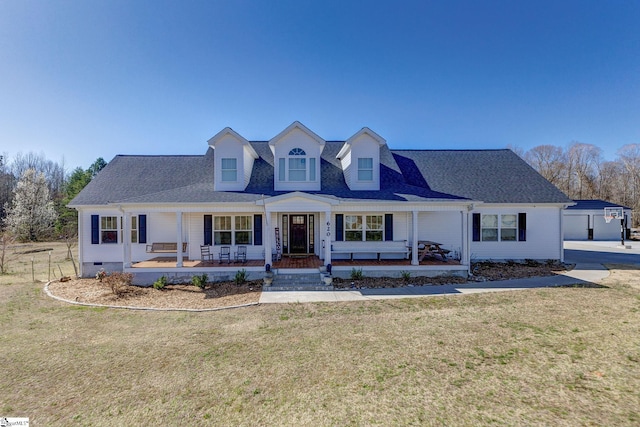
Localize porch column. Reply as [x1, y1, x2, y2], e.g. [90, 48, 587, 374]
[264, 210, 272, 266]
[123, 212, 132, 268]
[324, 211, 332, 265]
[465, 209, 472, 272]
[461, 210, 468, 266]
[176, 211, 183, 268]
[78, 211, 84, 277]
[411, 210, 419, 265]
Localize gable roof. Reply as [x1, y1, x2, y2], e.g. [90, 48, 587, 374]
[69, 143, 571, 207]
[566, 199, 632, 211]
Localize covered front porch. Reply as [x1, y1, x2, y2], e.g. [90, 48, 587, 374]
[128, 254, 466, 283]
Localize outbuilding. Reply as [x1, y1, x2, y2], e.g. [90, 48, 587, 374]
[564, 200, 631, 241]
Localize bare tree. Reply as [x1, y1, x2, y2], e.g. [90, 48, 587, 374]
[0, 153, 15, 219]
[0, 229, 16, 274]
[617, 144, 640, 225]
[566, 142, 602, 199]
[524, 145, 567, 191]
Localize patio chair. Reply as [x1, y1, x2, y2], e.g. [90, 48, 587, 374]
[235, 245, 247, 263]
[219, 246, 231, 264]
[200, 245, 214, 263]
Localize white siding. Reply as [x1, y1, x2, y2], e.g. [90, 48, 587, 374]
[346, 134, 381, 191]
[243, 145, 255, 188]
[272, 127, 322, 192]
[471, 206, 562, 260]
[79, 208, 124, 263]
[213, 134, 246, 191]
[340, 150, 352, 189]
[417, 211, 463, 256]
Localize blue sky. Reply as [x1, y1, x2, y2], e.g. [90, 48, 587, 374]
[1, 0, 638, 170]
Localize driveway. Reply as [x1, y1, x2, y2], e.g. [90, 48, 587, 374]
[564, 240, 640, 265]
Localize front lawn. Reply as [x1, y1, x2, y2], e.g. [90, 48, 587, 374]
[1, 242, 638, 425]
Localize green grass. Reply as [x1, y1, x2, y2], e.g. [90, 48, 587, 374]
[1, 242, 639, 425]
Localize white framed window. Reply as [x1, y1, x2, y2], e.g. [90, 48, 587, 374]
[343, 214, 386, 241]
[481, 214, 498, 241]
[345, 215, 363, 241]
[278, 148, 317, 182]
[358, 158, 373, 181]
[221, 158, 237, 182]
[278, 158, 286, 181]
[214, 215, 255, 245]
[501, 214, 517, 241]
[131, 216, 138, 243]
[235, 215, 253, 245]
[366, 215, 383, 241]
[101, 216, 118, 244]
[214, 216, 232, 245]
[289, 157, 306, 181]
[481, 214, 518, 242]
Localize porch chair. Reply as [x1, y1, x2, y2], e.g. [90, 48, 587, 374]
[219, 246, 231, 264]
[200, 245, 214, 263]
[235, 245, 247, 263]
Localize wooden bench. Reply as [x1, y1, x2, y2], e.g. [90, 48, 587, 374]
[331, 240, 410, 261]
[146, 242, 188, 253]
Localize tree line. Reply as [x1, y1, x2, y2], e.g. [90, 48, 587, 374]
[0, 152, 106, 243]
[513, 142, 640, 226]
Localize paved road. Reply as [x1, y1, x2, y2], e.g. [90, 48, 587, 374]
[260, 241, 635, 304]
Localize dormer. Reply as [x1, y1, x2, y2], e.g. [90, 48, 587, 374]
[336, 127, 385, 191]
[208, 127, 258, 191]
[269, 121, 325, 191]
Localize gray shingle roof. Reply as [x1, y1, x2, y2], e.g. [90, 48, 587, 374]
[392, 149, 572, 204]
[69, 143, 571, 206]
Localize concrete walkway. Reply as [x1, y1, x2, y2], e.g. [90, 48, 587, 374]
[259, 263, 610, 303]
[260, 240, 638, 304]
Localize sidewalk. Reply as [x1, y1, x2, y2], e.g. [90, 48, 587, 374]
[259, 263, 610, 304]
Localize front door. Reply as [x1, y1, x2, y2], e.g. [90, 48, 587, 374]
[290, 215, 307, 254]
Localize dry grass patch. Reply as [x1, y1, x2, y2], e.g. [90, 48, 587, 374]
[1, 242, 639, 426]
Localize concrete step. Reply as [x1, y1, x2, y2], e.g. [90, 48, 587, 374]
[264, 272, 334, 292]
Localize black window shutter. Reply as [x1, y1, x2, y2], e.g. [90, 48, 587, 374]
[254, 214, 262, 246]
[335, 214, 344, 241]
[472, 213, 481, 242]
[384, 214, 393, 241]
[138, 215, 147, 244]
[91, 215, 99, 244]
[204, 215, 212, 246]
[518, 213, 527, 241]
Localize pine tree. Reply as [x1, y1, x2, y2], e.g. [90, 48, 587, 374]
[4, 169, 58, 241]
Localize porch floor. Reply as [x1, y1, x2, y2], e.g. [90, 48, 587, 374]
[132, 257, 264, 268]
[132, 256, 458, 269]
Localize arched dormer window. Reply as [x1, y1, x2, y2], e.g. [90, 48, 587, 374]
[279, 147, 316, 182]
[289, 148, 306, 156]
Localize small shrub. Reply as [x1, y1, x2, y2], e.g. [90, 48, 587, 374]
[153, 275, 168, 290]
[350, 268, 363, 280]
[525, 259, 541, 267]
[192, 273, 208, 289]
[234, 269, 247, 285]
[401, 271, 411, 282]
[95, 268, 107, 282]
[103, 272, 133, 298]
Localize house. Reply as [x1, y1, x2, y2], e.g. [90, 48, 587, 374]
[69, 122, 573, 284]
[564, 199, 631, 241]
